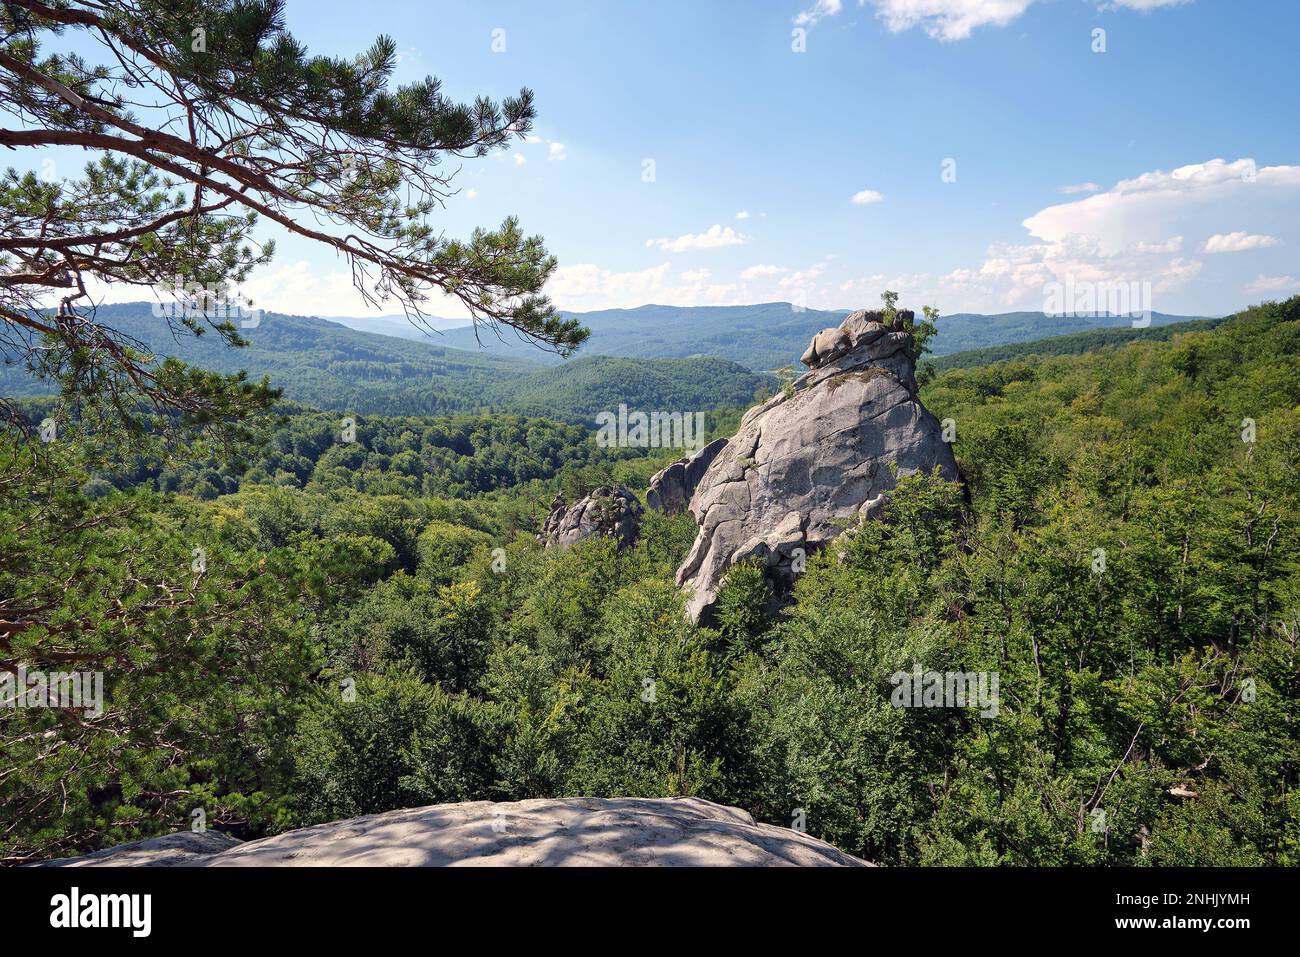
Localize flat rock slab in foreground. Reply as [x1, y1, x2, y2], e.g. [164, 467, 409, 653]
[38, 797, 868, 867]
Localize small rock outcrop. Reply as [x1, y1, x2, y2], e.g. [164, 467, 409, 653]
[645, 438, 728, 515]
[539, 485, 644, 550]
[677, 309, 960, 622]
[34, 798, 868, 867]
[799, 308, 913, 368]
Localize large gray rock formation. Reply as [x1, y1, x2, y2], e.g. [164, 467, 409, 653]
[34, 798, 867, 867]
[676, 309, 960, 622]
[539, 485, 644, 550]
[645, 438, 728, 515]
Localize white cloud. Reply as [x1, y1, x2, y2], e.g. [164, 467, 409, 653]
[839, 272, 934, 299]
[545, 261, 739, 312]
[1108, 0, 1191, 10]
[1134, 236, 1183, 254]
[1023, 159, 1300, 254]
[778, 262, 828, 288]
[393, 46, 424, 72]
[773, 262, 835, 310]
[212, 260, 474, 319]
[1245, 274, 1298, 296]
[549, 262, 673, 307]
[914, 157, 1300, 313]
[513, 153, 527, 166]
[646, 224, 746, 253]
[547, 142, 567, 161]
[741, 264, 790, 281]
[239, 261, 384, 317]
[1058, 182, 1101, 195]
[535, 154, 1299, 316]
[794, 0, 843, 26]
[466, 188, 479, 199]
[871, 0, 1038, 42]
[851, 188, 885, 205]
[801, 0, 1190, 42]
[931, 233, 1206, 314]
[1203, 231, 1279, 253]
[736, 210, 751, 220]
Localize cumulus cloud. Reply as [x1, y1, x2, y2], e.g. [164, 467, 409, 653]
[1202, 231, 1279, 253]
[1245, 274, 1299, 296]
[646, 224, 746, 253]
[1058, 182, 1101, 195]
[547, 142, 567, 161]
[1134, 236, 1183, 254]
[924, 157, 1300, 313]
[932, 234, 1206, 313]
[239, 261, 396, 317]
[758, 158, 1282, 316]
[778, 262, 829, 288]
[871, 0, 1038, 41]
[740, 264, 790, 281]
[799, 0, 1190, 42]
[736, 210, 751, 220]
[851, 188, 885, 205]
[513, 153, 527, 166]
[838, 272, 938, 304]
[1022, 159, 1300, 253]
[553, 155, 1297, 316]
[1108, 0, 1191, 9]
[794, 0, 843, 26]
[232, 261, 473, 319]
[545, 261, 739, 312]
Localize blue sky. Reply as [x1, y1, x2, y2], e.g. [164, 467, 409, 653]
[57, 1, 1300, 317]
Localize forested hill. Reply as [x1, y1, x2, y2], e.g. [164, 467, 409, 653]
[8, 296, 1297, 866]
[1, 303, 1219, 420]
[0, 303, 769, 422]
[0, 300, 1227, 423]
[931, 314, 1228, 371]
[434, 302, 850, 368]
[430, 302, 1219, 370]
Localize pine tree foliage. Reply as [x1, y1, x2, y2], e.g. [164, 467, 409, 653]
[0, 0, 583, 430]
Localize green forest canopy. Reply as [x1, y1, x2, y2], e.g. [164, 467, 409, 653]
[3, 295, 1297, 866]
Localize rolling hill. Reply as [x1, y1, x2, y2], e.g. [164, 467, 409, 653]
[0, 303, 769, 422]
[930, 315, 1228, 371]
[429, 302, 1219, 371]
[1, 301, 1224, 422]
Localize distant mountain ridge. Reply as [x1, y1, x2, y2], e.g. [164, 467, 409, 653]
[0, 303, 768, 423]
[328, 313, 473, 339]
[424, 302, 1220, 371]
[1, 301, 1222, 422]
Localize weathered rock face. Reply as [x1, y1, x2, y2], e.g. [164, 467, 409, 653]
[34, 798, 868, 867]
[799, 308, 913, 369]
[645, 438, 728, 515]
[34, 830, 242, 867]
[539, 485, 644, 550]
[677, 310, 960, 622]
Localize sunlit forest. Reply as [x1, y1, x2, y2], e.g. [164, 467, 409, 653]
[6, 296, 1296, 866]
